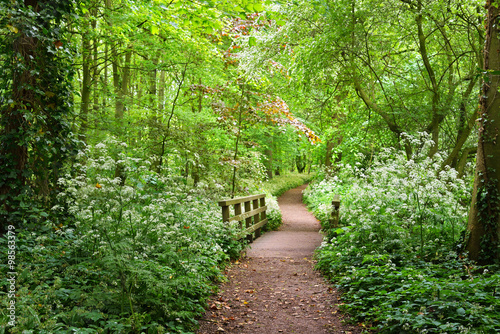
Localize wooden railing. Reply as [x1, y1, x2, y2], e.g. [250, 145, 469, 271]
[218, 194, 267, 241]
[329, 194, 341, 228]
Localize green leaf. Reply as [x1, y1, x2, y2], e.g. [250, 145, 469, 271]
[249, 36, 257, 46]
[151, 25, 159, 35]
[253, 3, 264, 12]
[457, 308, 465, 315]
[6, 24, 18, 33]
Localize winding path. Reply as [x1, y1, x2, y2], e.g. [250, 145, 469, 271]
[197, 184, 361, 334]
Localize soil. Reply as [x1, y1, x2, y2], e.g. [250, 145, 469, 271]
[197, 184, 363, 334]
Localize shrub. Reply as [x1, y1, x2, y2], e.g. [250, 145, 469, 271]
[0, 139, 244, 334]
[262, 172, 315, 197]
[304, 139, 500, 333]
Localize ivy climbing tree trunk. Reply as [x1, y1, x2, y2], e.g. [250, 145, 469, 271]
[466, 0, 500, 263]
[0, 0, 76, 231]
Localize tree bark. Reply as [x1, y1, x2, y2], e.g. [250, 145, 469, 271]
[80, 18, 91, 142]
[325, 139, 335, 168]
[92, 4, 99, 129]
[416, 0, 441, 157]
[466, 0, 500, 263]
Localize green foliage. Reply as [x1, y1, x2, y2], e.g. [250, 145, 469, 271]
[304, 139, 500, 333]
[474, 178, 500, 263]
[262, 172, 315, 197]
[0, 139, 245, 333]
[0, 0, 79, 227]
[316, 251, 500, 333]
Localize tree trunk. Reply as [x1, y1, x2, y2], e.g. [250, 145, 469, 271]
[112, 46, 124, 119]
[92, 5, 99, 129]
[264, 132, 273, 179]
[0, 0, 39, 231]
[466, 0, 500, 264]
[325, 139, 335, 167]
[80, 18, 91, 142]
[457, 147, 475, 179]
[440, 77, 479, 171]
[416, 0, 441, 157]
[296, 153, 306, 173]
[158, 68, 165, 112]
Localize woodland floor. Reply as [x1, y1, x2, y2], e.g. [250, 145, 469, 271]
[197, 184, 363, 334]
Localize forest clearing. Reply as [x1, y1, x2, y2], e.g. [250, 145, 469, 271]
[1, 0, 500, 333]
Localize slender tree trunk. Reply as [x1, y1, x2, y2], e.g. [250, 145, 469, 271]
[149, 57, 158, 114]
[265, 146, 273, 179]
[157, 63, 188, 172]
[92, 6, 99, 129]
[466, 0, 500, 263]
[416, 0, 441, 157]
[112, 46, 124, 119]
[325, 139, 335, 168]
[440, 77, 479, 171]
[354, 80, 412, 158]
[158, 68, 165, 112]
[80, 19, 91, 142]
[457, 147, 475, 179]
[264, 131, 273, 179]
[231, 81, 246, 198]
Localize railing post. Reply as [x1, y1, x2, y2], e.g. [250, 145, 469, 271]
[221, 205, 230, 223]
[244, 201, 253, 242]
[259, 196, 266, 238]
[331, 194, 340, 228]
[252, 198, 260, 238]
[234, 203, 242, 230]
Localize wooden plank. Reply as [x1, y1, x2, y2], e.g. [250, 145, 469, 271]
[236, 219, 268, 240]
[228, 205, 267, 222]
[218, 193, 266, 206]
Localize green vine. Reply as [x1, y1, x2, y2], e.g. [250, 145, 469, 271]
[475, 174, 500, 264]
[0, 0, 79, 230]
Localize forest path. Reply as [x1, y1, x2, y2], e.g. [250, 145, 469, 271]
[197, 184, 361, 334]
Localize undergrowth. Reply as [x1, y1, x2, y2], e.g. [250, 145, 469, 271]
[304, 139, 500, 333]
[262, 172, 315, 197]
[0, 138, 313, 333]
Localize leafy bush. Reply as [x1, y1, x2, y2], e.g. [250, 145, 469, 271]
[0, 140, 245, 334]
[0, 138, 316, 333]
[304, 140, 500, 333]
[262, 172, 315, 197]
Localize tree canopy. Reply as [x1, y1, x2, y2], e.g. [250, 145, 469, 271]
[1, 0, 499, 333]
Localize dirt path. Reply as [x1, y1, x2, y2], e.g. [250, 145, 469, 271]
[197, 184, 361, 334]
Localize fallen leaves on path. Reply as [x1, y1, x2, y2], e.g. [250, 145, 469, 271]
[197, 257, 364, 334]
